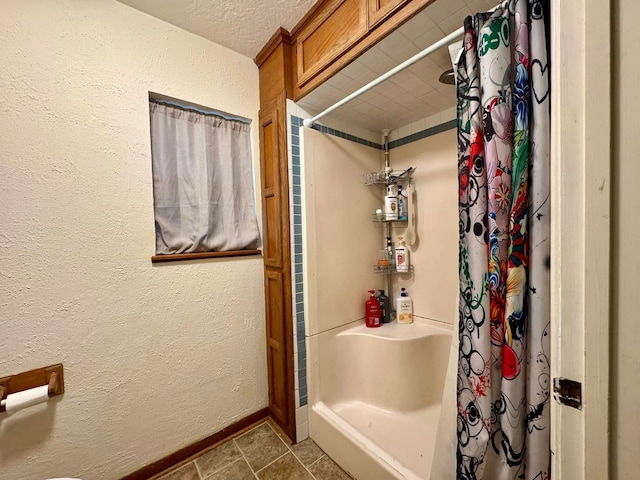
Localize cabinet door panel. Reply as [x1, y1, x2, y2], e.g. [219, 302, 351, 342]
[368, 0, 409, 28]
[260, 110, 282, 269]
[296, 0, 367, 86]
[265, 269, 288, 424]
[291, 0, 432, 99]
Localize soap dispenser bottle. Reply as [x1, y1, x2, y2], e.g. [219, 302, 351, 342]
[365, 290, 381, 328]
[377, 289, 390, 323]
[397, 288, 413, 324]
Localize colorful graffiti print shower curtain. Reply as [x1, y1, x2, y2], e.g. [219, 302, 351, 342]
[455, 1, 551, 479]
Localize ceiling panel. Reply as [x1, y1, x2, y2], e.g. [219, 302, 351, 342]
[298, 0, 499, 134]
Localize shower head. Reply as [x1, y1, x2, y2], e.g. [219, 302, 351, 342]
[438, 68, 455, 85]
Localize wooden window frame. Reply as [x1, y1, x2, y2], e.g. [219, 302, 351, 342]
[151, 250, 262, 263]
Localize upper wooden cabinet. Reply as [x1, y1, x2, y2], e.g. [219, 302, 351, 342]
[290, 0, 433, 100]
[368, 0, 410, 29]
[295, 0, 367, 88]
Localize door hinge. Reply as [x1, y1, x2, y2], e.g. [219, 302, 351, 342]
[553, 377, 582, 410]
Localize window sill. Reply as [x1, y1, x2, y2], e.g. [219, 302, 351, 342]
[151, 249, 262, 264]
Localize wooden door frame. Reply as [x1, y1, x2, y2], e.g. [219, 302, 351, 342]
[550, 0, 611, 478]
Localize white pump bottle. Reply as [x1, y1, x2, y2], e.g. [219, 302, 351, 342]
[397, 288, 413, 324]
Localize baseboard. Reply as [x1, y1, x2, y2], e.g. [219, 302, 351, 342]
[121, 407, 270, 480]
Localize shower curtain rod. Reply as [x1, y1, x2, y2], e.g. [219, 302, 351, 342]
[302, 3, 501, 129]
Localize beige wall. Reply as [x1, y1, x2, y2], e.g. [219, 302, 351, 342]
[391, 130, 458, 325]
[302, 128, 383, 335]
[611, 0, 640, 477]
[0, 1, 267, 479]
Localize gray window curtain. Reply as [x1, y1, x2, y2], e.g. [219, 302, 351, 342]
[149, 101, 261, 254]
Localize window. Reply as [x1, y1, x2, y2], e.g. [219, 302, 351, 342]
[149, 98, 261, 262]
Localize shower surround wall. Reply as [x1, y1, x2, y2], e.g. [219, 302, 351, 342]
[287, 111, 310, 441]
[301, 128, 382, 336]
[388, 128, 459, 325]
[299, 116, 459, 328]
[299, 116, 459, 478]
[286, 101, 383, 441]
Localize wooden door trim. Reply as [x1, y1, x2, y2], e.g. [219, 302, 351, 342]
[550, 0, 611, 478]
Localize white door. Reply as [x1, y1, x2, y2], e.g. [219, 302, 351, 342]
[551, 1, 610, 478]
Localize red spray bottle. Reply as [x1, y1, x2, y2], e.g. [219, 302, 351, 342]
[365, 290, 381, 328]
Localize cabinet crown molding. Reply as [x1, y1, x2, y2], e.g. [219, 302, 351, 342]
[255, 27, 292, 68]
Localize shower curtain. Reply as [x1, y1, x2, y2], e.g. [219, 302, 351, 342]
[455, 1, 550, 479]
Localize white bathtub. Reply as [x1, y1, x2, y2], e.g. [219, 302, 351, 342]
[307, 318, 452, 480]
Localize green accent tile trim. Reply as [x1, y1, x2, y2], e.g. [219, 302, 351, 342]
[291, 116, 308, 411]
[304, 119, 383, 150]
[388, 119, 457, 149]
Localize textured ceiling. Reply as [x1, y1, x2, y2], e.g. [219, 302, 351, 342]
[116, 0, 316, 58]
[117, 0, 499, 133]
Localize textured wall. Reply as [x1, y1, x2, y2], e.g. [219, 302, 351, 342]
[0, 1, 267, 479]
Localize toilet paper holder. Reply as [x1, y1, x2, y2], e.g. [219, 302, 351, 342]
[0, 364, 64, 412]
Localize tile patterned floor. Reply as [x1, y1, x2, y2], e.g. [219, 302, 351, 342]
[155, 421, 352, 480]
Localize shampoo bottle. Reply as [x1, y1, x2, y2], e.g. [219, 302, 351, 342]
[397, 288, 413, 324]
[365, 290, 381, 328]
[377, 289, 390, 323]
[395, 237, 410, 273]
[384, 184, 398, 220]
